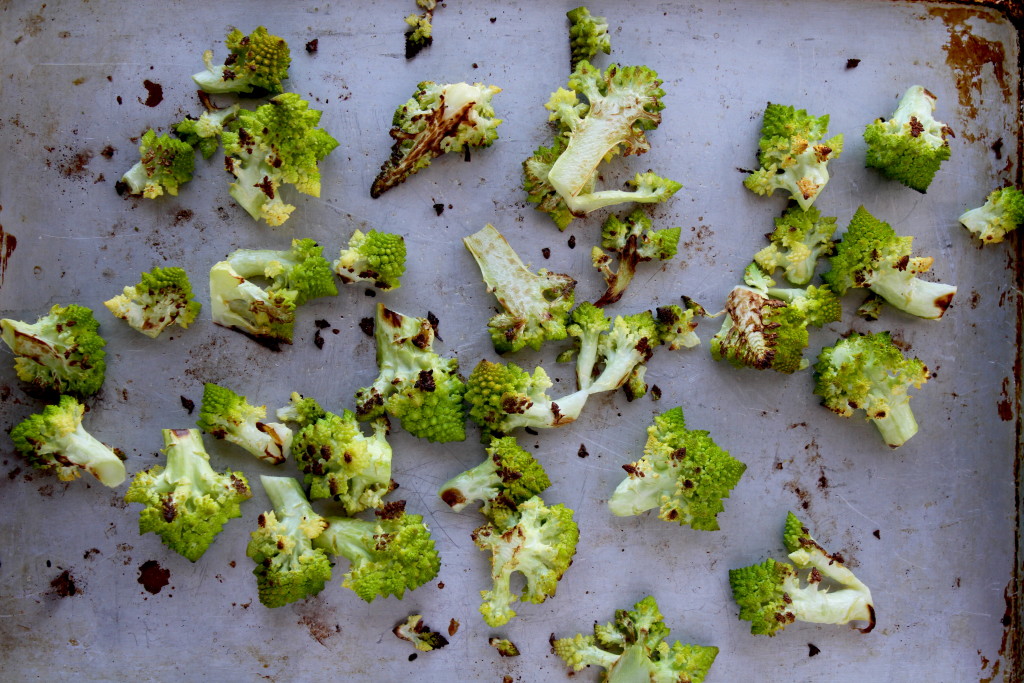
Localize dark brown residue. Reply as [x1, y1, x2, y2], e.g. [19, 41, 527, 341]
[83, 548, 101, 560]
[0, 224, 17, 289]
[172, 209, 193, 225]
[140, 79, 164, 108]
[872, 529, 881, 540]
[50, 570, 79, 597]
[180, 396, 195, 414]
[298, 614, 340, 646]
[808, 643, 821, 657]
[433, 202, 445, 216]
[567, 235, 576, 249]
[541, 247, 551, 259]
[991, 138, 1003, 159]
[845, 58, 860, 69]
[969, 290, 981, 309]
[100, 145, 116, 159]
[577, 444, 589, 458]
[448, 618, 459, 636]
[59, 149, 93, 179]
[138, 560, 170, 594]
[997, 377, 1013, 421]
[313, 329, 325, 349]
[358, 317, 375, 337]
[305, 38, 319, 53]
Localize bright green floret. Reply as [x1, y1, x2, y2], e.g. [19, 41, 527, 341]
[314, 500, 440, 602]
[567, 7, 610, 71]
[0, 304, 106, 397]
[174, 105, 240, 159]
[196, 383, 292, 465]
[121, 130, 195, 199]
[473, 496, 578, 627]
[222, 93, 339, 226]
[864, 85, 952, 192]
[275, 391, 328, 429]
[524, 61, 679, 229]
[209, 238, 338, 347]
[104, 266, 201, 339]
[371, 81, 502, 198]
[814, 331, 929, 448]
[592, 208, 681, 306]
[553, 595, 719, 683]
[959, 186, 1024, 244]
[404, 11, 433, 59]
[464, 223, 576, 353]
[192, 26, 290, 95]
[355, 303, 466, 443]
[753, 206, 837, 285]
[439, 436, 551, 529]
[292, 408, 392, 513]
[247, 475, 331, 608]
[743, 103, 843, 211]
[333, 229, 407, 291]
[608, 407, 746, 530]
[11, 395, 125, 487]
[822, 206, 956, 319]
[125, 429, 252, 562]
[729, 512, 876, 636]
[394, 614, 449, 652]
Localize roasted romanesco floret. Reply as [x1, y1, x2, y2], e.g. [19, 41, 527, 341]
[275, 391, 328, 429]
[1, 304, 106, 397]
[104, 266, 201, 338]
[209, 238, 338, 348]
[404, 0, 437, 60]
[567, 7, 610, 71]
[813, 331, 929, 448]
[864, 85, 953, 193]
[120, 130, 195, 199]
[439, 436, 551, 529]
[333, 229, 407, 291]
[608, 407, 746, 530]
[247, 475, 332, 608]
[355, 303, 467, 443]
[125, 429, 252, 561]
[472, 496, 579, 627]
[729, 512, 875, 636]
[174, 104, 240, 159]
[192, 26, 291, 95]
[959, 186, 1024, 244]
[524, 62, 680, 229]
[464, 224, 576, 353]
[393, 614, 450, 652]
[753, 205, 837, 286]
[553, 595, 719, 682]
[222, 93, 339, 226]
[591, 208, 681, 307]
[11, 395, 126, 487]
[822, 206, 956, 319]
[743, 103, 843, 210]
[196, 383, 292, 465]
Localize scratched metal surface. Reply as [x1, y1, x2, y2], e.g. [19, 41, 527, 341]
[0, 0, 1019, 681]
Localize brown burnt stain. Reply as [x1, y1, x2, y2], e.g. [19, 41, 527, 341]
[440, 488, 465, 507]
[58, 149, 93, 179]
[448, 618, 459, 636]
[577, 444, 589, 458]
[50, 569, 79, 597]
[969, 290, 981, 309]
[997, 377, 1013, 421]
[297, 614, 339, 646]
[138, 560, 170, 594]
[358, 316, 374, 337]
[928, 7, 1011, 143]
[0, 224, 17, 289]
[139, 79, 163, 108]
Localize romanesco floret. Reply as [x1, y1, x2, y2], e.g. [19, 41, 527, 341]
[864, 85, 953, 192]
[567, 7, 610, 71]
[959, 186, 1024, 244]
[174, 104, 240, 159]
[553, 595, 719, 682]
[729, 512, 875, 636]
[655, 299, 706, 352]
[221, 93, 339, 226]
[104, 266, 201, 339]
[822, 206, 956, 319]
[371, 81, 502, 198]
[275, 391, 328, 429]
[125, 429, 252, 561]
[292, 409, 392, 514]
[591, 208, 681, 307]
[439, 436, 551, 529]
[743, 103, 843, 210]
[11, 395, 125, 487]
[120, 130, 195, 199]
[192, 26, 290, 95]
[813, 331, 929, 448]
[209, 238, 338, 348]
[608, 407, 746, 529]
[393, 614, 449, 652]
[472, 496, 578, 627]
[333, 229, 407, 291]
[355, 303, 466, 443]
[196, 383, 292, 465]
[247, 475, 331, 608]
[404, 0, 436, 60]
[0, 304, 106, 397]
[464, 223, 576, 353]
[314, 500, 441, 602]
[489, 638, 521, 657]
[524, 61, 680, 229]
[753, 205, 837, 286]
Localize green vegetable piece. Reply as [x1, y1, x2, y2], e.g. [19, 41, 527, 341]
[333, 229, 407, 291]
[567, 7, 610, 70]
[104, 266, 201, 338]
[864, 85, 952, 192]
[959, 186, 1024, 244]
[121, 130, 195, 199]
[196, 383, 292, 465]
[192, 26, 291, 95]
[592, 208, 681, 307]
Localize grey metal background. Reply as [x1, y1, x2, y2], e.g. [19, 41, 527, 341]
[0, 1, 1019, 681]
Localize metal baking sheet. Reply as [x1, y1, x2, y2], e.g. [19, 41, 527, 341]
[0, 1, 1020, 680]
